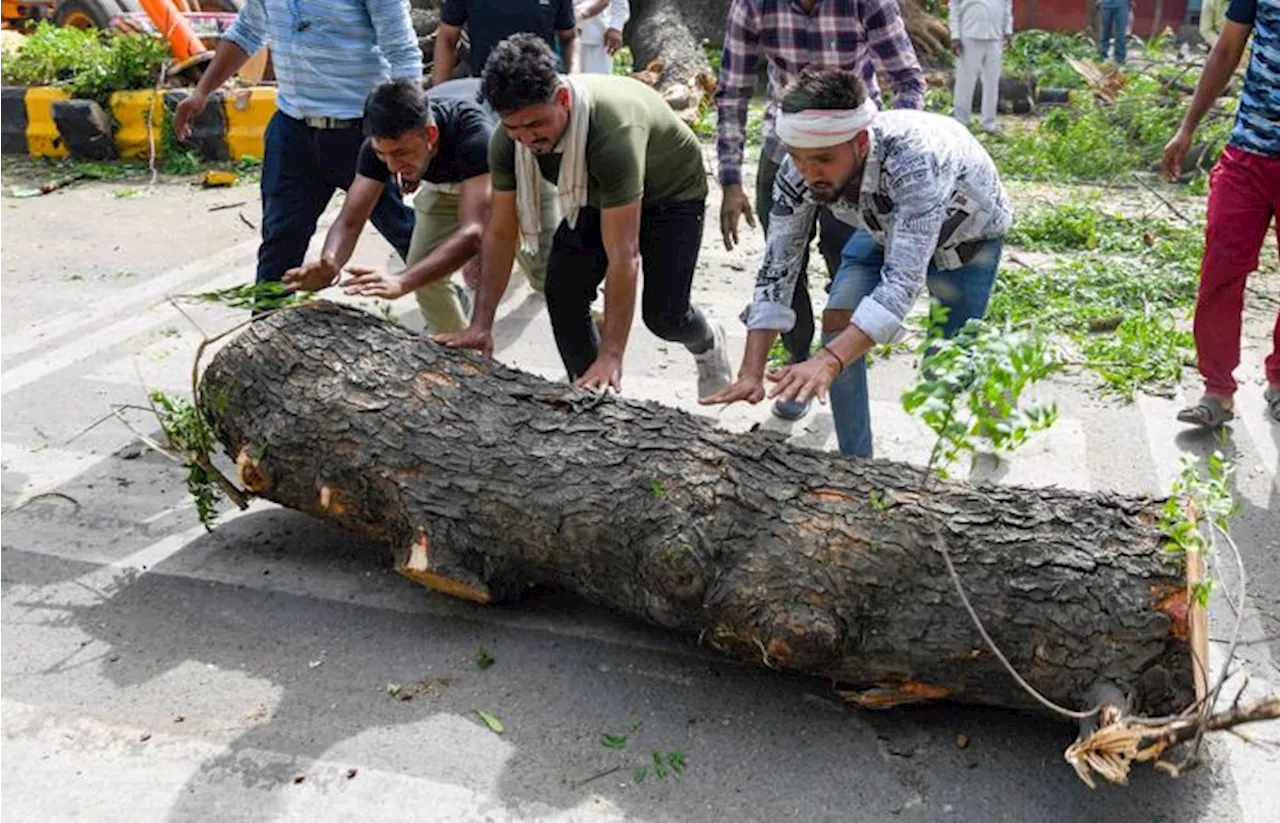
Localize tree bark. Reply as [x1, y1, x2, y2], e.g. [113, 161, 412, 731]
[201, 303, 1196, 721]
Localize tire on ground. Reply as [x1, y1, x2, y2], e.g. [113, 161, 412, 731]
[53, 0, 145, 29]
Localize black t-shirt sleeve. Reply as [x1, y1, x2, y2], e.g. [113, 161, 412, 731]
[452, 106, 494, 179]
[441, 0, 467, 26]
[356, 139, 392, 183]
[553, 0, 575, 31]
[1226, 0, 1256, 25]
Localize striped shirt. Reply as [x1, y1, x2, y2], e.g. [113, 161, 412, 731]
[746, 112, 1012, 343]
[224, 0, 422, 120]
[715, 0, 926, 188]
[1226, 0, 1280, 158]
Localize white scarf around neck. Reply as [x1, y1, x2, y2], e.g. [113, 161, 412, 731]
[515, 77, 591, 255]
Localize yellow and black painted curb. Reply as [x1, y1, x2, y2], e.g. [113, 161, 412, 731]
[1, 85, 277, 162]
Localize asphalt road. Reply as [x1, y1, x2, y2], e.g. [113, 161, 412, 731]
[2, 170, 1277, 822]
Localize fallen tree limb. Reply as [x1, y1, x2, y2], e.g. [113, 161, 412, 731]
[199, 302, 1198, 722]
[1066, 697, 1280, 788]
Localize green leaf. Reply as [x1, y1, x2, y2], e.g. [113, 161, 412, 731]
[601, 734, 628, 749]
[651, 479, 667, 499]
[475, 710, 505, 735]
[385, 682, 402, 697]
[474, 644, 495, 671]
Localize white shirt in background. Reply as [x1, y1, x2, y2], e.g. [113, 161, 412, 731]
[949, 0, 1014, 41]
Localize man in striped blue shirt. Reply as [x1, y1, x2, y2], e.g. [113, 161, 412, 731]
[174, 0, 423, 302]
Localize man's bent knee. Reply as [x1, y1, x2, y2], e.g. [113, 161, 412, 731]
[643, 309, 685, 339]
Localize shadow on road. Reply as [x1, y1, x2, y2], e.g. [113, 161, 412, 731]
[2, 503, 1225, 822]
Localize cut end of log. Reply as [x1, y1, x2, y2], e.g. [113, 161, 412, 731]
[395, 529, 491, 604]
[1153, 586, 1190, 641]
[236, 446, 271, 494]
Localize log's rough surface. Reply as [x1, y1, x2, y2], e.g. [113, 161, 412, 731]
[202, 303, 1195, 719]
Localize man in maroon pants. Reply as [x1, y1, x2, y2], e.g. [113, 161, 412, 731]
[1163, 0, 1280, 428]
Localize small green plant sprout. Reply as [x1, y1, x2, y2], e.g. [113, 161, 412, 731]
[902, 306, 1063, 481]
[1159, 452, 1238, 607]
[474, 644, 495, 671]
[650, 478, 667, 499]
[867, 489, 894, 511]
[601, 734, 627, 749]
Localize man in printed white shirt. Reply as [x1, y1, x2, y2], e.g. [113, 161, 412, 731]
[701, 67, 1012, 459]
[576, 0, 629, 74]
[950, 0, 1014, 132]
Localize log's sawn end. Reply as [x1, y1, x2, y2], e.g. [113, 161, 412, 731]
[396, 528, 492, 604]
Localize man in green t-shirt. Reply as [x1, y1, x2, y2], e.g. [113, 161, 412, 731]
[433, 33, 732, 396]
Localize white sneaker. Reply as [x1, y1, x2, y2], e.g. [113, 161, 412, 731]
[693, 321, 732, 398]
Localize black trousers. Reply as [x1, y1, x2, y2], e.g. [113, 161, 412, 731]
[257, 112, 414, 285]
[545, 200, 712, 380]
[756, 152, 854, 364]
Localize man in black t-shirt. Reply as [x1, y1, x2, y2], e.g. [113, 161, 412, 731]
[432, 0, 578, 86]
[284, 78, 556, 331]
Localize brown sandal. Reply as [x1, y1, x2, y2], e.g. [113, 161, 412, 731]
[1176, 396, 1234, 429]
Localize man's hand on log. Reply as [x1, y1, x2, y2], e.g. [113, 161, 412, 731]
[574, 353, 623, 393]
[698, 375, 765, 406]
[283, 259, 340, 292]
[432, 324, 494, 359]
[766, 356, 841, 405]
[341, 266, 410, 300]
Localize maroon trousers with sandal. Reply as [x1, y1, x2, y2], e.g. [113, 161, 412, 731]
[1194, 145, 1280, 401]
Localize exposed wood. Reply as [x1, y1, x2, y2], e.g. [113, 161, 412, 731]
[1066, 697, 1280, 788]
[200, 302, 1197, 721]
[623, 0, 717, 123]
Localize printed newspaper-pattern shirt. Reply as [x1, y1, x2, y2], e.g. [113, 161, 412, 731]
[745, 111, 1013, 344]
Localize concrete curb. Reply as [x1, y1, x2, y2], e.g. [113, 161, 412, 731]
[0, 85, 276, 162]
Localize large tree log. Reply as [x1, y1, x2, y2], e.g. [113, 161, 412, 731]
[201, 303, 1195, 720]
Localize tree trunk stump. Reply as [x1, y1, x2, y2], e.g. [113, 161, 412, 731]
[201, 303, 1196, 720]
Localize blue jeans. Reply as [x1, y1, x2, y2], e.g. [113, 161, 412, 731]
[1099, 4, 1129, 64]
[823, 229, 1003, 458]
[258, 112, 414, 286]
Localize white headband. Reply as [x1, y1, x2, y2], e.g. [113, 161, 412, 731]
[775, 99, 877, 148]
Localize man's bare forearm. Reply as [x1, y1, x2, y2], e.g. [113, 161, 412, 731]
[559, 30, 581, 73]
[432, 27, 461, 86]
[739, 329, 777, 379]
[824, 323, 875, 368]
[1180, 27, 1249, 135]
[319, 216, 362, 272]
[194, 39, 253, 99]
[578, 0, 608, 20]
[471, 228, 517, 329]
[598, 257, 638, 358]
[396, 227, 482, 292]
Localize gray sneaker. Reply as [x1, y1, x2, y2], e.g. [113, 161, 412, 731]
[693, 321, 732, 398]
